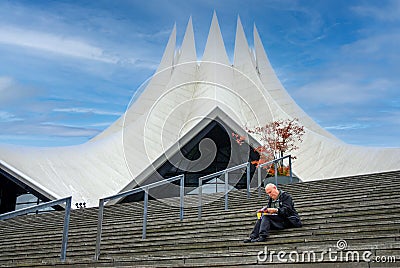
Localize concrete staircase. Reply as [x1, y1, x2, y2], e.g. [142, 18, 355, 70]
[0, 171, 399, 267]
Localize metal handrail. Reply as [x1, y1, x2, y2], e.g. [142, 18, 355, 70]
[94, 174, 185, 261]
[0, 196, 72, 262]
[197, 162, 251, 219]
[256, 155, 293, 196]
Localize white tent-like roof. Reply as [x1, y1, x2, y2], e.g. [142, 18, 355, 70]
[1, 13, 399, 207]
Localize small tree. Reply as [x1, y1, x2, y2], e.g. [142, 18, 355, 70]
[233, 118, 305, 174]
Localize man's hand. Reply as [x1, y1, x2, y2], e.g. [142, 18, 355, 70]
[267, 208, 278, 214]
[257, 208, 278, 214]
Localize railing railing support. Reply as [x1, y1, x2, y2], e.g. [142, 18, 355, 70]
[0, 196, 72, 262]
[289, 156, 293, 184]
[197, 162, 249, 219]
[60, 197, 71, 262]
[198, 179, 203, 220]
[94, 199, 104, 261]
[180, 175, 184, 221]
[246, 162, 251, 199]
[256, 155, 293, 189]
[257, 167, 262, 197]
[224, 171, 229, 210]
[142, 188, 149, 239]
[94, 174, 184, 260]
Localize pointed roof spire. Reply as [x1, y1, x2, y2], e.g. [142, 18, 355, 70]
[254, 23, 282, 84]
[202, 11, 230, 65]
[177, 16, 197, 64]
[234, 15, 253, 67]
[156, 23, 176, 72]
[253, 24, 270, 71]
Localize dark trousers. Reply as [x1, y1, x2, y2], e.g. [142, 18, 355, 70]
[250, 214, 289, 239]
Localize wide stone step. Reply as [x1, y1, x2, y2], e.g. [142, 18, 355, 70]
[3, 220, 397, 257]
[1, 200, 398, 244]
[0, 199, 399, 247]
[2, 183, 399, 233]
[1, 221, 398, 260]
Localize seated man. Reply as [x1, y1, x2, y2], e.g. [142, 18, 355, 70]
[244, 183, 302, 243]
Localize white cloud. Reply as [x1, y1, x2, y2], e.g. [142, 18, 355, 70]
[351, 0, 400, 22]
[41, 121, 113, 128]
[0, 26, 120, 63]
[325, 123, 370, 130]
[341, 33, 400, 61]
[0, 111, 23, 122]
[89, 122, 114, 127]
[0, 76, 39, 105]
[294, 77, 392, 105]
[38, 123, 99, 137]
[53, 107, 122, 116]
[374, 110, 400, 125]
[0, 121, 99, 137]
[136, 29, 172, 39]
[0, 76, 12, 89]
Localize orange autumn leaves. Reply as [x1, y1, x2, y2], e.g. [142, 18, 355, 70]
[232, 118, 305, 175]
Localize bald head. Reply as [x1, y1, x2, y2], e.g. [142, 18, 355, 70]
[265, 183, 276, 191]
[265, 183, 280, 200]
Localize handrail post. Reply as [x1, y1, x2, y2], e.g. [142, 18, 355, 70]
[256, 155, 293, 189]
[246, 162, 251, 199]
[289, 155, 293, 184]
[224, 172, 228, 210]
[93, 174, 186, 259]
[180, 175, 184, 221]
[195, 162, 250, 216]
[198, 179, 202, 219]
[257, 166, 262, 197]
[142, 188, 149, 239]
[94, 199, 105, 261]
[0, 197, 72, 262]
[60, 197, 71, 262]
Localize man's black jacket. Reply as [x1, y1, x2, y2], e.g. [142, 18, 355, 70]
[267, 191, 302, 228]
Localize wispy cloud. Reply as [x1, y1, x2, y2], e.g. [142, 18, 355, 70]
[366, 110, 400, 125]
[89, 122, 114, 127]
[136, 29, 172, 39]
[0, 121, 99, 138]
[0, 26, 120, 63]
[294, 76, 393, 105]
[42, 120, 114, 128]
[53, 107, 122, 116]
[0, 111, 23, 122]
[0, 76, 40, 105]
[325, 123, 370, 130]
[39, 122, 100, 137]
[351, 0, 400, 22]
[341, 33, 400, 61]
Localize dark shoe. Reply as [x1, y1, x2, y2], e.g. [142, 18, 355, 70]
[243, 237, 257, 243]
[255, 236, 267, 242]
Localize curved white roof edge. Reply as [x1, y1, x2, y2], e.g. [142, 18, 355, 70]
[0, 13, 399, 207]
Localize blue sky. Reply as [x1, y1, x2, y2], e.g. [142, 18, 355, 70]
[0, 0, 399, 147]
